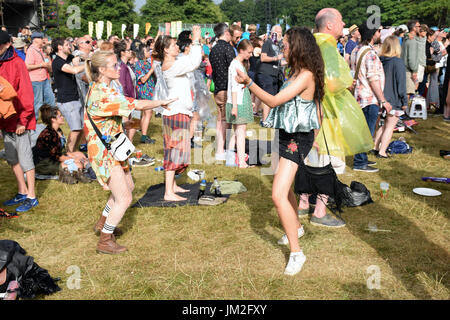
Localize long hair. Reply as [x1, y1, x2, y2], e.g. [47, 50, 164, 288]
[114, 40, 127, 61]
[236, 39, 253, 71]
[153, 35, 174, 62]
[85, 50, 116, 83]
[285, 26, 325, 101]
[381, 36, 401, 58]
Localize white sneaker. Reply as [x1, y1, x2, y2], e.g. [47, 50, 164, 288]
[284, 252, 306, 276]
[215, 152, 226, 161]
[277, 226, 305, 245]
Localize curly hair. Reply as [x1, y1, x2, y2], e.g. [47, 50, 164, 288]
[285, 26, 325, 101]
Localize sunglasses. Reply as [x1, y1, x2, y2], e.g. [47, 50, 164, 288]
[81, 40, 91, 44]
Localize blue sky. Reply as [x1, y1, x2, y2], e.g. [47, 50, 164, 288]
[134, 0, 222, 12]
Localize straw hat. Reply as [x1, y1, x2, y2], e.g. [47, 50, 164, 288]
[13, 37, 26, 49]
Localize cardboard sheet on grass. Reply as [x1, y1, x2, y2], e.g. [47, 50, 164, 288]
[132, 182, 239, 208]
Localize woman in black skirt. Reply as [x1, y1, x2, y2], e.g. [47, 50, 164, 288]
[236, 27, 325, 276]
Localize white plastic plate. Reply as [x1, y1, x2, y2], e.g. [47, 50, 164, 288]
[413, 188, 442, 197]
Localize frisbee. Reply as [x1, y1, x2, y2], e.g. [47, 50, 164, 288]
[413, 188, 442, 197]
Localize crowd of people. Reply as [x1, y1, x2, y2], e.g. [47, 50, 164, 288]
[0, 10, 449, 276]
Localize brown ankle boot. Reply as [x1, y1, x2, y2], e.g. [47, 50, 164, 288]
[96, 232, 127, 254]
[93, 215, 123, 236]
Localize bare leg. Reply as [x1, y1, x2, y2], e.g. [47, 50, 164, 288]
[105, 166, 133, 226]
[235, 124, 248, 167]
[12, 163, 28, 195]
[164, 170, 187, 201]
[190, 112, 200, 139]
[298, 193, 310, 210]
[272, 157, 302, 253]
[312, 194, 328, 218]
[377, 115, 398, 156]
[140, 110, 152, 137]
[261, 102, 270, 121]
[67, 130, 82, 153]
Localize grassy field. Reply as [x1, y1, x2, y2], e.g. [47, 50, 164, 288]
[0, 114, 449, 300]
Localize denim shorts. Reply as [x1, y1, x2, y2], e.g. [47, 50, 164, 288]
[57, 100, 84, 131]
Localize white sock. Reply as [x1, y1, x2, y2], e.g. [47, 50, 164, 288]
[102, 222, 116, 234]
[290, 251, 305, 257]
[102, 204, 111, 217]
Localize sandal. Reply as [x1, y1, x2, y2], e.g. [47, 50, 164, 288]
[0, 208, 18, 218]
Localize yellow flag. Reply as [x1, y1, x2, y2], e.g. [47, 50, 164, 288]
[145, 23, 151, 35]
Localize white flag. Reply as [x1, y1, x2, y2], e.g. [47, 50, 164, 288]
[133, 24, 139, 39]
[121, 24, 126, 39]
[96, 21, 104, 40]
[106, 21, 112, 39]
[88, 21, 93, 38]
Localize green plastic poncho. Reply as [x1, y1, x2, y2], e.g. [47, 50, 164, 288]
[314, 33, 374, 157]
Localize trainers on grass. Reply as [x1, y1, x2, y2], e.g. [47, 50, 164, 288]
[3, 193, 27, 206]
[284, 251, 306, 276]
[353, 165, 379, 173]
[310, 213, 346, 228]
[16, 198, 39, 213]
[278, 226, 305, 245]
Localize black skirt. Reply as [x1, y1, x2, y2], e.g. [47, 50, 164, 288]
[278, 129, 314, 165]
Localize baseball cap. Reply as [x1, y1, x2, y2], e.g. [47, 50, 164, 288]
[443, 28, 449, 33]
[0, 30, 11, 44]
[397, 25, 408, 33]
[430, 26, 439, 31]
[31, 31, 44, 39]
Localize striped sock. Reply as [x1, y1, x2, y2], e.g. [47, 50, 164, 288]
[102, 222, 116, 234]
[102, 204, 111, 217]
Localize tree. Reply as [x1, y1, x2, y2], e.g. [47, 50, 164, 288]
[55, 0, 138, 38]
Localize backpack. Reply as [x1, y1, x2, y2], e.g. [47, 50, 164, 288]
[387, 140, 413, 154]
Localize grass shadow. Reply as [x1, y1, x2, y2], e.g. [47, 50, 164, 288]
[344, 187, 449, 300]
[235, 172, 290, 257]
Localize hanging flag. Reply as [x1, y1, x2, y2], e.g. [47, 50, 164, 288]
[96, 21, 104, 40]
[121, 24, 126, 39]
[133, 24, 139, 39]
[256, 24, 260, 31]
[286, 24, 291, 31]
[165, 22, 171, 35]
[245, 24, 249, 32]
[266, 24, 271, 35]
[88, 21, 94, 38]
[170, 21, 176, 37]
[145, 23, 151, 35]
[106, 21, 112, 39]
[176, 21, 182, 37]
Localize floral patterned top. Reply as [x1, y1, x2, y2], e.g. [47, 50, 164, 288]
[33, 126, 66, 164]
[134, 59, 155, 100]
[83, 82, 136, 187]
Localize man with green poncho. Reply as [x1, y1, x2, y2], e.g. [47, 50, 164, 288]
[314, 8, 374, 159]
[302, 8, 374, 228]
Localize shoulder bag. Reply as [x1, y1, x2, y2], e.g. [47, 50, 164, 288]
[350, 47, 371, 95]
[85, 85, 135, 161]
[294, 90, 348, 214]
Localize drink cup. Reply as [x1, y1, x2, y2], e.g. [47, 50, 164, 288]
[380, 181, 389, 198]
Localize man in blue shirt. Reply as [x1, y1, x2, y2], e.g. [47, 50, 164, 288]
[344, 24, 360, 65]
[13, 37, 26, 61]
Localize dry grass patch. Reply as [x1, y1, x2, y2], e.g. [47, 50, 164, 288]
[0, 115, 449, 300]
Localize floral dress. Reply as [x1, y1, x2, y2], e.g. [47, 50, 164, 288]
[83, 82, 136, 187]
[134, 59, 155, 100]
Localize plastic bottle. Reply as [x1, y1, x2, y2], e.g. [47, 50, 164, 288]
[154, 166, 164, 172]
[198, 179, 207, 199]
[380, 181, 389, 198]
[213, 177, 222, 197]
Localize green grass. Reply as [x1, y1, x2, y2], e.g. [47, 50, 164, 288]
[0, 115, 449, 300]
